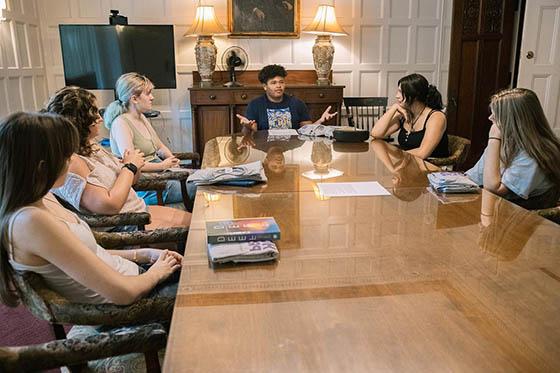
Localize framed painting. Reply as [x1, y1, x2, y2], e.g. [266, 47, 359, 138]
[228, 0, 300, 38]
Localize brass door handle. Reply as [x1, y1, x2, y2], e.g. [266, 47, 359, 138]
[319, 93, 325, 98]
[241, 94, 247, 100]
[526, 51, 534, 59]
[209, 94, 217, 100]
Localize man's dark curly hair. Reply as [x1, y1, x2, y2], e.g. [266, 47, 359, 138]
[44, 86, 99, 157]
[258, 64, 287, 84]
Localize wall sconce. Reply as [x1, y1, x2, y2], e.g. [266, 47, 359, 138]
[184, 4, 228, 87]
[303, 4, 347, 86]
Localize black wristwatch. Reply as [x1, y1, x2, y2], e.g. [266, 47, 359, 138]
[122, 162, 138, 175]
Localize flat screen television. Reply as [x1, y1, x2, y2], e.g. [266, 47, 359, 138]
[59, 24, 176, 89]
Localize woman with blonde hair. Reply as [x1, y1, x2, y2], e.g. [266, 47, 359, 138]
[0, 112, 181, 308]
[104, 72, 182, 205]
[466, 88, 560, 209]
[46, 86, 191, 231]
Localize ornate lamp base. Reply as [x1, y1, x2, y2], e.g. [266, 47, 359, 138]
[195, 35, 217, 87]
[312, 35, 335, 86]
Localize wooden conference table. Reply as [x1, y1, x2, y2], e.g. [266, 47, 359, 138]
[164, 132, 560, 372]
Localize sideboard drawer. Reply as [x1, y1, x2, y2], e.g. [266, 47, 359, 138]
[190, 90, 233, 105]
[233, 90, 262, 104]
[303, 89, 343, 103]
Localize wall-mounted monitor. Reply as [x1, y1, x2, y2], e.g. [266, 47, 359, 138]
[59, 24, 176, 89]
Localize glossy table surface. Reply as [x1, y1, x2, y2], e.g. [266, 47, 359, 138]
[164, 133, 560, 372]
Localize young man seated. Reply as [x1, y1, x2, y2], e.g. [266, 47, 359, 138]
[237, 64, 337, 132]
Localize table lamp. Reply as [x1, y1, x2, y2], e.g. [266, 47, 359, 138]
[303, 4, 348, 86]
[184, 4, 228, 87]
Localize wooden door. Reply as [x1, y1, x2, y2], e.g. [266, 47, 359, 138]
[447, 0, 517, 168]
[517, 0, 560, 136]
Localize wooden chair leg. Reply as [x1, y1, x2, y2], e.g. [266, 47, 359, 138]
[52, 323, 67, 340]
[180, 179, 189, 210]
[156, 191, 164, 206]
[145, 350, 161, 373]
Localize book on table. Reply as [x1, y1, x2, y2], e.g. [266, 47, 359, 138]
[205, 217, 280, 244]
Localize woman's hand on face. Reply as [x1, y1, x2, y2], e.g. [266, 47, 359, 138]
[390, 103, 407, 119]
[122, 149, 145, 169]
[146, 250, 182, 282]
[489, 123, 502, 139]
[161, 156, 180, 169]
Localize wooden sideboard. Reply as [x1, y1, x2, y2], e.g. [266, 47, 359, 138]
[189, 70, 344, 154]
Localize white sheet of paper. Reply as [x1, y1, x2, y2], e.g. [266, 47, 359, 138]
[268, 129, 298, 136]
[317, 181, 391, 197]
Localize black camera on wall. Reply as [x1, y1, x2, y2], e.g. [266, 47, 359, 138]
[109, 10, 128, 25]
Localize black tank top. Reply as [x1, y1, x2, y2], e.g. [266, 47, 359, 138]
[397, 109, 449, 158]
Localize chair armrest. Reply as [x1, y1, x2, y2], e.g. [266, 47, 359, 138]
[134, 178, 167, 192]
[0, 323, 167, 372]
[134, 171, 190, 192]
[80, 212, 151, 228]
[536, 207, 560, 224]
[17, 272, 176, 326]
[426, 156, 458, 166]
[92, 227, 189, 249]
[173, 152, 200, 168]
[139, 170, 191, 182]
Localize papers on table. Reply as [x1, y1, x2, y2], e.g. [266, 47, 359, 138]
[427, 172, 479, 193]
[187, 161, 267, 186]
[208, 241, 279, 264]
[297, 124, 335, 138]
[317, 181, 391, 197]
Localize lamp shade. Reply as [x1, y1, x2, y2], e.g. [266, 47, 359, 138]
[303, 5, 347, 36]
[184, 5, 227, 36]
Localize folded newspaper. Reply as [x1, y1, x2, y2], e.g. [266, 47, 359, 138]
[298, 124, 335, 138]
[208, 240, 279, 264]
[186, 161, 267, 186]
[427, 172, 479, 193]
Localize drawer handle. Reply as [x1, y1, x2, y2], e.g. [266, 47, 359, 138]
[241, 94, 247, 100]
[319, 93, 325, 98]
[209, 94, 217, 100]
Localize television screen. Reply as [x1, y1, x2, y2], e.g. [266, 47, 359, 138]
[59, 24, 176, 89]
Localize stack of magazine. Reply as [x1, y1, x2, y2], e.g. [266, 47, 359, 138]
[205, 217, 280, 265]
[427, 172, 479, 193]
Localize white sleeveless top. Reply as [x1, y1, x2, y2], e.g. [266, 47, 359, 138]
[8, 206, 139, 304]
[52, 146, 146, 214]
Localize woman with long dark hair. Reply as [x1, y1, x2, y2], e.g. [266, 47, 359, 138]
[466, 88, 560, 209]
[0, 112, 181, 307]
[371, 73, 449, 159]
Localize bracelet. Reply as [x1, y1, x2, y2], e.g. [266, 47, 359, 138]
[488, 137, 501, 141]
[133, 250, 137, 262]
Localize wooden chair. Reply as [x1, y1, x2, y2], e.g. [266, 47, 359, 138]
[135, 165, 194, 210]
[0, 322, 166, 372]
[343, 97, 388, 131]
[427, 135, 471, 170]
[54, 194, 151, 231]
[1, 227, 187, 372]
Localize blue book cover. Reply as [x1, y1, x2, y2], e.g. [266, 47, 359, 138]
[206, 217, 281, 244]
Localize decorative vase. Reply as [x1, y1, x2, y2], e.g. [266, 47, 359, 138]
[195, 35, 217, 87]
[312, 35, 335, 86]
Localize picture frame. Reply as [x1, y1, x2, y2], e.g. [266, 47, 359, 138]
[228, 0, 300, 38]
